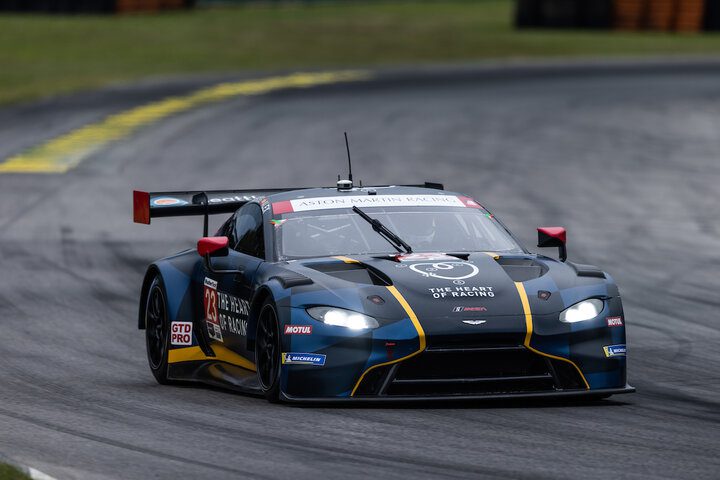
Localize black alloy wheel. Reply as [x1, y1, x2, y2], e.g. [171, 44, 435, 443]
[255, 299, 281, 402]
[145, 276, 171, 384]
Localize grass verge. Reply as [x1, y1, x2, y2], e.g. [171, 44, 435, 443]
[0, 463, 30, 480]
[2, 0, 720, 103]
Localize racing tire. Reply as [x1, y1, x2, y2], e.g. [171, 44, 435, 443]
[255, 298, 282, 403]
[145, 276, 173, 385]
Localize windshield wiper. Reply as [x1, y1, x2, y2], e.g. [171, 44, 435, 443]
[352, 206, 412, 254]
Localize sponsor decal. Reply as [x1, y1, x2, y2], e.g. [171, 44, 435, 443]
[281, 353, 326, 366]
[603, 344, 627, 357]
[203, 277, 223, 342]
[151, 197, 188, 207]
[284, 325, 313, 335]
[453, 306, 487, 313]
[273, 194, 475, 214]
[429, 286, 495, 299]
[170, 322, 193, 346]
[203, 277, 250, 340]
[396, 253, 456, 262]
[208, 195, 259, 204]
[270, 219, 287, 228]
[217, 291, 249, 336]
[606, 316, 624, 327]
[462, 320, 486, 326]
[410, 261, 480, 281]
[260, 197, 271, 213]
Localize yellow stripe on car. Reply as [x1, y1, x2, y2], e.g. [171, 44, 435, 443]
[351, 285, 426, 396]
[0, 70, 370, 174]
[514, 281, 590, 389]
[333, 256, 361, 264]
[168, 343, 256, 372]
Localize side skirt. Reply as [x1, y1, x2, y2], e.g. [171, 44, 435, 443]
[168, 361, 264, 396]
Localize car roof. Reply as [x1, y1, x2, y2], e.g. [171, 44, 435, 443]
[263, 185, 463, 202]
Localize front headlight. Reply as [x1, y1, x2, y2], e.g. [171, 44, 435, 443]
[306, 306, 379, 330]
[559, 299, 604, 323]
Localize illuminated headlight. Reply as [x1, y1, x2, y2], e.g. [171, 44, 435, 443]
[559, 299, 604, 323]
[307, 306, 379, 330]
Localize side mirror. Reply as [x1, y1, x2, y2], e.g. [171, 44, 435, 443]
[537, 227, 567, 262]
[198, 236, 229, 258]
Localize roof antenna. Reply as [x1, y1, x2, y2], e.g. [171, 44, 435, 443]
[344, 132, 353, 183]
[337, 132, 354, 191]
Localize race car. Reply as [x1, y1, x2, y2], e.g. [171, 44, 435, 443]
[133, 180, 634, 402]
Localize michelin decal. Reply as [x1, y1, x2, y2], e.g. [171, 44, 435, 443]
[282, 353, 326, 366]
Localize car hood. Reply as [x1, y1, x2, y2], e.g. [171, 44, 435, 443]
[354, 253, 531, 316]
[287, 252, 552, 317]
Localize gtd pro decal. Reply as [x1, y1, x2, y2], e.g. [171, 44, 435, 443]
[409, 262, 479, 281]
[170, 322, 193, 346]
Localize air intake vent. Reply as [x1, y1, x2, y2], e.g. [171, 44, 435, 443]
[308, 262, 391, 286]
[496, 257, 547, 282]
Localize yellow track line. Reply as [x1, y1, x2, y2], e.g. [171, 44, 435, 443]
[0, 70, 370, 174]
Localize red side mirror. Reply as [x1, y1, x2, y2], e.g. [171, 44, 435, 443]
[537, 227, 567, 262]
[198, 236, 229, 257]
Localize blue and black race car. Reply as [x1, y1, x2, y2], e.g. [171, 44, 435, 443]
[133, 180, 634, 403]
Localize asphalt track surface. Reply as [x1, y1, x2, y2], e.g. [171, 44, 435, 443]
[1, 60, 719, 479]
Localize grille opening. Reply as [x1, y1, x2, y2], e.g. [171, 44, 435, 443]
[548, 359, 585, 390]
[354, 346, 585, 397]
[354, 365, 391, 396]
[394, 347, 548, 381]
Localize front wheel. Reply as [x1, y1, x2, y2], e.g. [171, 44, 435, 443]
[145, 276, 173, 384]
[255, 299, 281, 402]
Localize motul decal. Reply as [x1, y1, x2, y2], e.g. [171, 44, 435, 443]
[607, 316, 624, 327]
[284, 325, 313, 335]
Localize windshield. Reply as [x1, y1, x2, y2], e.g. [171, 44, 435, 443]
[273, 207, 523, 260]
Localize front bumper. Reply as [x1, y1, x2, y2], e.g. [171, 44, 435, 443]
[280, 302, 629, 400]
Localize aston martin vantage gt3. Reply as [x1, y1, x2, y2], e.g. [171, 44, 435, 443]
[133, 181, 633, 402]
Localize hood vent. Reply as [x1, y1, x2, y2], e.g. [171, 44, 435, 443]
[496, 257, 548, 282]
[308, 261, 391, 286]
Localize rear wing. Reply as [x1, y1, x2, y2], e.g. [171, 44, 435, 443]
[133, 182, 444, 234]
[132, 189, 294, 225]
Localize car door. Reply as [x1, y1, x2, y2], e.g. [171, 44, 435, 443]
[203, 203, 265, 359]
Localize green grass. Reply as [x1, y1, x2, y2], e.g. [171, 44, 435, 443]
[0, 464, 30, 480]
[2, 0, 720, 104]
